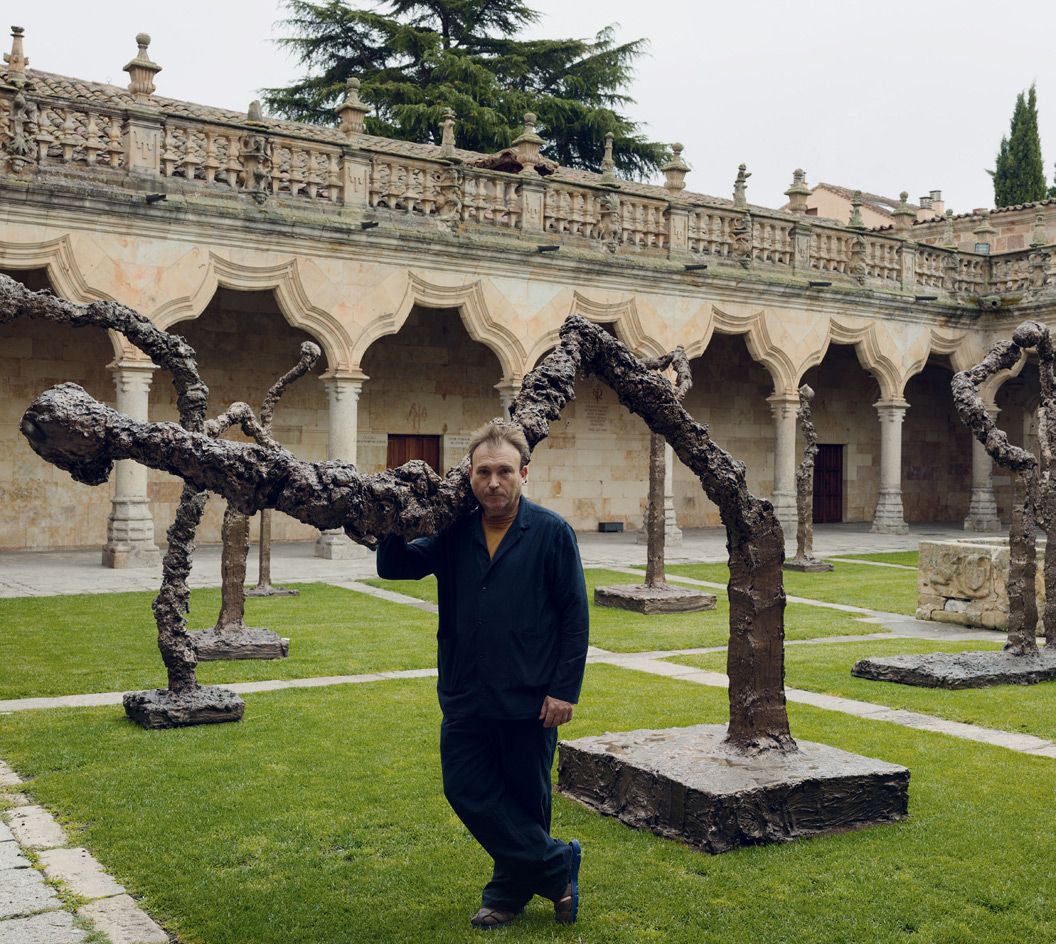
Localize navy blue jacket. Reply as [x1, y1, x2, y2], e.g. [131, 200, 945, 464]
[376, 498, 589, 719]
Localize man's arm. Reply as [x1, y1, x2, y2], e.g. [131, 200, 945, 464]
[376, 533, 442, 580]
[542, 523, 590, 724]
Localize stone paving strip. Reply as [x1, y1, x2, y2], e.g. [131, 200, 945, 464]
[336, 580, 440, 614]
[0, 760, 167, 943]
[587, 651, 1056, 760]
[824, 557, 917, 570]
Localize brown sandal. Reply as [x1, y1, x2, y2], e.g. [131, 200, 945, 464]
[470, 906, 519, 930]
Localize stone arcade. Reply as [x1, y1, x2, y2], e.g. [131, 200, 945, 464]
[4, 27, 1056, 561]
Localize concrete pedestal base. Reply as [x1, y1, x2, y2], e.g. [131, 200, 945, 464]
[558, 724, 909, 853]
[314, 529, 371, 560]
[245, 584, 299, 598]
[191, 627, 290, 661]
[122, 686, 245, 729]
[593, 584, 717, 614]
[784, 557, 834, 572]
[852, 648, 1056, 689]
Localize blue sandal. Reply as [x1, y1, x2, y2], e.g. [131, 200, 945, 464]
[554, 839, 581, 923]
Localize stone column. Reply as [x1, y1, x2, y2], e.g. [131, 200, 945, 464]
[102, 360, 161, 568]
[315, 371, 369, 559]
[495, 380, 521, 421]
[871, 399, 909, 534]
[636, 443, 683, 546]
[768, 392, 800, 537]
[964, 406, 1002, 531]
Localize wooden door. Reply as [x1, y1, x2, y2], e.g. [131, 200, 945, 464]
[387, 434, 441, 472]
[813, 444, 843, 523]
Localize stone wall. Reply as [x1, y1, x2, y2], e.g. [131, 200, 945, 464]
[530, 379, 651, 529]
[149, 289, 328, 546]
[993, 361, 1040, 523]
[359, 304, 507, 469]
[673, 335, 777, 528]
[0, 269, 115, 551]
[801, 345, 883, 523]
[902, 362, 971, 522]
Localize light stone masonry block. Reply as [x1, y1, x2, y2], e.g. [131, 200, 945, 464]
[6, 806, 69, 850]
[0, 909, 87, 944]
[0, 762, 22, 788]
[78, 894, 169, 944]
[0, 841, 29, 869]
[0, 823, 11, 843]
[38, 847, 125, 900]
[0, 863, 62, 918]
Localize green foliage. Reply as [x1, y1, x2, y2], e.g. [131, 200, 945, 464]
[263, 0, 668, 177]
[990, 84, 1048, 207]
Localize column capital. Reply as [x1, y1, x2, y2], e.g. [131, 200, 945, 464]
[767, 391, 800, 421]
[320, 368, 369, 384]
[873, 398, 909, 416]
[107, 357, 159, 374]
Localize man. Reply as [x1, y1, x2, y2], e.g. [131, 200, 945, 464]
[377, 420, 589, 929]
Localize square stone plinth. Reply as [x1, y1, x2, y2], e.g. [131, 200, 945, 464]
[593, 584, 717, 614]
[558, 724, 909, 853]
[852, 648, 1056, 689]
[190, 627, 290, 661]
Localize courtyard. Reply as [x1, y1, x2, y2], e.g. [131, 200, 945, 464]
[2, 528, 1054, 943]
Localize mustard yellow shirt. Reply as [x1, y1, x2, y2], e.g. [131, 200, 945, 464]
[482, 510, 517, 559]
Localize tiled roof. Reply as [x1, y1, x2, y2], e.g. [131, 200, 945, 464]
[815, 182, 920, 215]
[19, 67, 802, 218]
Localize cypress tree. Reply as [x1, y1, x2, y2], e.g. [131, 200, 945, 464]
[263, 0, 668, 177]
[990, 84, 1047, 206]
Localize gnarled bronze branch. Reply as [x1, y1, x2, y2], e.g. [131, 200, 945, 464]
[20, 311, 792, 752]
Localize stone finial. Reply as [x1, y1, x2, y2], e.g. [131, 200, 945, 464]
[662, 143, 690, 192]
[892, 191, 915, 235]
[942, 209, 957, 248]
[972, 208, 996, 238]
[336, 77, 370, 136]
[598, 131, 618, 187]
[3, 26, 28, 87]
[1031, 206, 1047, 247]
[439, 107, 456, 159]
[123, 32, 161, 104]
[512, 112, 544, 170]
[247, 99, 265, 123]
[848, 190, 865, 230]
[733, 163, 751, 209]
[784, 168, 811, 214]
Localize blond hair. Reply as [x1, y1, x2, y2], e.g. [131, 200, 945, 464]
[467, 420, 530, 468]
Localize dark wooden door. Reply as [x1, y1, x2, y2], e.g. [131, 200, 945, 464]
[813, 444, 843, 523]
[387, 434, 441, 472]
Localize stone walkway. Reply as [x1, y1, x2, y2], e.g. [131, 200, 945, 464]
[0, 761, 166, 944]
[0, 522, 979, 598]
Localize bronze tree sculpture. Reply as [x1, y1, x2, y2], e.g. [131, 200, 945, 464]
[195, 341, 321, 661]
[854, 321, 1056, 687]
[784, 384, 833, 573]
[7, 276, 792, 751]
[593, 347, 716, 614]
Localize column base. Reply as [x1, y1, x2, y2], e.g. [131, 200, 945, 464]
[636, 527, 684, 548]
[314, 529, 371, 560]
[771, 491, 797, 540]
[963, 489, 1002, 532]
[101, 545, 162, 569]
[870, 490, 908, 534]
[103, 499, 161, 569]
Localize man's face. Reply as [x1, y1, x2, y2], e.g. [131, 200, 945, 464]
[470, 440, 527, 518]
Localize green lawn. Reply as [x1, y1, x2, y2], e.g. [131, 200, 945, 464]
[828, 551, 919, 567]
[0, 666, 1054, 943]
[664, 561, 920, 615]
[0, 584, 438, 700]
[367, 568, 882, 653]
[670, 637, 1056, 741]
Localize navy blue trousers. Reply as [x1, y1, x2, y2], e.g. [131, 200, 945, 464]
[440, 714, 572, 910]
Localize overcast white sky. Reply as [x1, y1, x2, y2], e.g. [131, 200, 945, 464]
[12, 1, 1056, 213]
